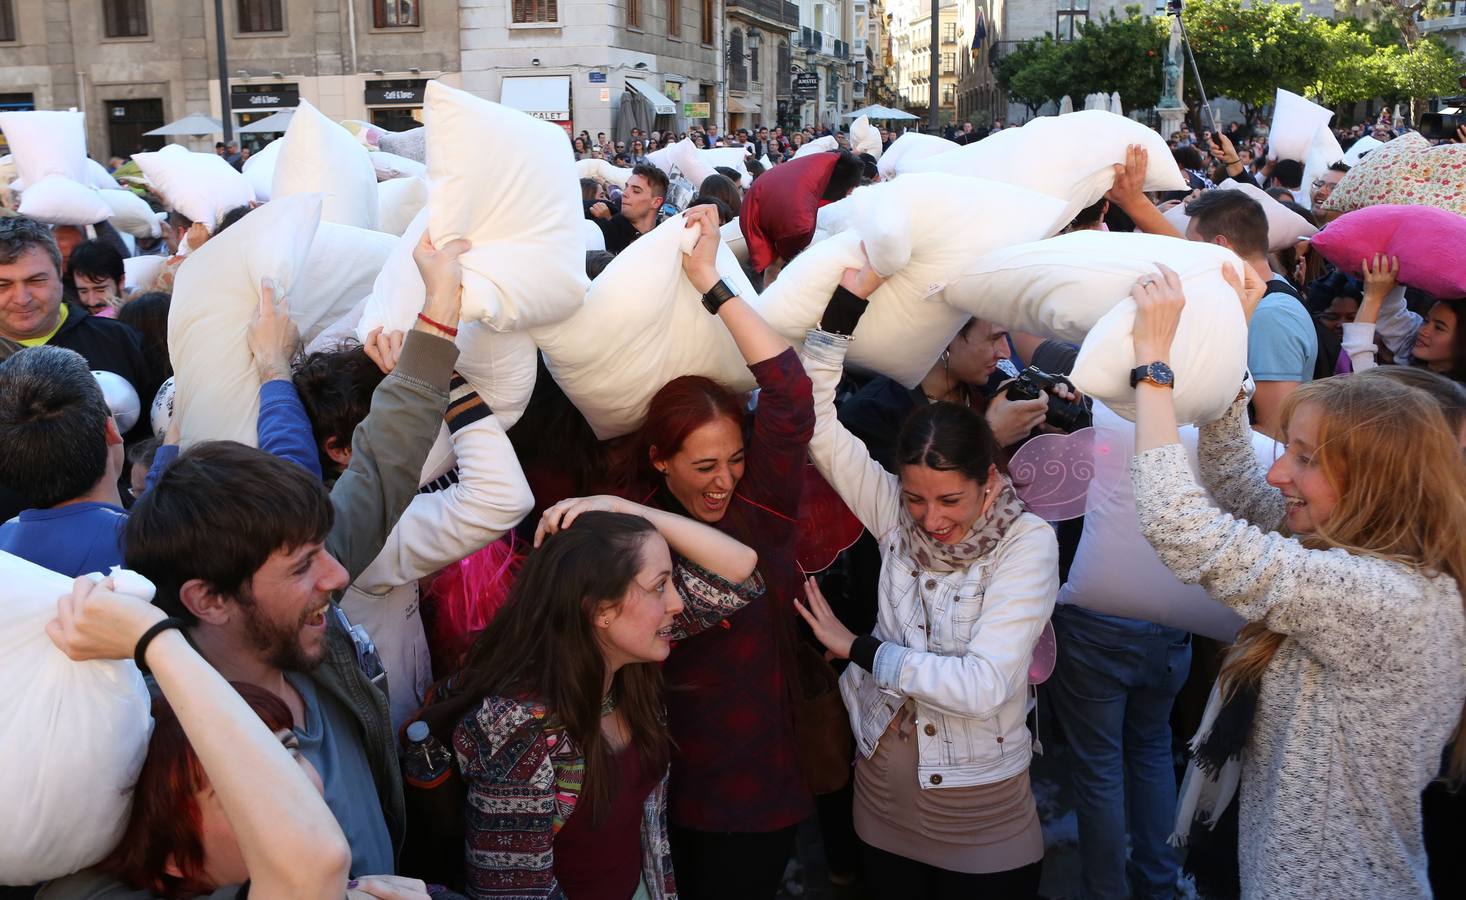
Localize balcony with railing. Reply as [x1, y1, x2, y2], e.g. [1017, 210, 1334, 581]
[728, 0, 800, 30]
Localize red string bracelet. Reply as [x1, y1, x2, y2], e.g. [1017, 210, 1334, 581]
[417, 312, 459, 338]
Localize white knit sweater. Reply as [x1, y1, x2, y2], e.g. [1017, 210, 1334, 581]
[1131, 401, 1466, 900]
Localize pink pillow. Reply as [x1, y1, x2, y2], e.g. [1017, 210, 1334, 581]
[1311, 204, 1466, 300]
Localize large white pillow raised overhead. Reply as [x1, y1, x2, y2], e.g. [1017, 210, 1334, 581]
[292, 223, 395, 342]
[133, 144, 255, 230]
[1162, 178, 1317, 251]
[16, 177, 112, 225]
[577, 156, 632, 187]
[906, 111, 1186, 231]
[875, 131, 954, 180]
[753, 174, 1067, 388]
[100, 188, 162, 238]
[425, 81, 587, 330]
[241, 137, 281, 201]
[0, 110, 90, 186]
[533, 213, 757, 439]
[272, 99, 379, 230]
[794, 135, 838, 159]
[1268, 88, 1334, 162]
[948, 230, 1248, 424]
[1341, 134, 1383, 167]
[357, 210, 538, 430]
[168, 194, 322, 446]
[83, 158, 119, 190]
[850, 115, 882, 159]
[377, 176, 427, 237]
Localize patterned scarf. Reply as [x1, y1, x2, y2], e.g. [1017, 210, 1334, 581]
[896, 475, 1025, 574]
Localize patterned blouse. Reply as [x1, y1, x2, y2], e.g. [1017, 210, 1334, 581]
[1131, 399, 1466, 900]
[453, 560, 765, 899]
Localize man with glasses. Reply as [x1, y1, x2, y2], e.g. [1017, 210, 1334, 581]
[1310, 162, 1350, 222]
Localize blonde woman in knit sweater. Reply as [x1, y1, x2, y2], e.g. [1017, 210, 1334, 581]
[1126, 264, 1466, 900]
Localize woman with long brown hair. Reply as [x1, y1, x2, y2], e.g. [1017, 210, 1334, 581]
[1128, 265, 1466, 899]
[446, 498, 763, 900]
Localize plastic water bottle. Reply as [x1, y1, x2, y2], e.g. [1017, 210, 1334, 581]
[403, 720, 454, 786]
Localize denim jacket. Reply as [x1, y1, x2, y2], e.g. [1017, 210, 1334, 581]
[803, 329, 1058, 790]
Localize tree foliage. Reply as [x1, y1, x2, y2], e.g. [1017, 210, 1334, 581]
[1178, 0, 1331, 114]
[996, 35, 1070, 115]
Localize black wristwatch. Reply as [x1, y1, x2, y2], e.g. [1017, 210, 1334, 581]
[1130, 361, 1176, 389]
[701, 279, 736, 315]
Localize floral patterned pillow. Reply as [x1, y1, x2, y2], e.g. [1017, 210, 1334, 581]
[1324, 132, 1466, 216]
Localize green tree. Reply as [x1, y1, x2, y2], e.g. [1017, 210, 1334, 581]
[1179, 0, 1333, 119]
[996, 35, 1072, 116]
[1065, 8, 1169, 112]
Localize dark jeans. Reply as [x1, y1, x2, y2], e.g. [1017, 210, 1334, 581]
[669, 824, 798, 900]
[1047, 604, 1190, 900]
[860, 842, 1042, 900]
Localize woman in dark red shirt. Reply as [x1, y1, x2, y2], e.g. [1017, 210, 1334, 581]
[630, 206, 817, 899]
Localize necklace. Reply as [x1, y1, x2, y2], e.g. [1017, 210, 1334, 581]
[600, 690, 617, 717]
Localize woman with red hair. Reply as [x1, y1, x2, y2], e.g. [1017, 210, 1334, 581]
[633, 205, 814, 900]
[38, 577, 425, 900]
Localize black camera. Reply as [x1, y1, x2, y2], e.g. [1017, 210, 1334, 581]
[1004, 366, 1092, 432]
[1420, 109, 1463, 142]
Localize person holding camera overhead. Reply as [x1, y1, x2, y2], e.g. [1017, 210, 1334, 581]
[793, 259, 1059, 898]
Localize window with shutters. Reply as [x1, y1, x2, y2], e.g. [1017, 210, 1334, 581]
[511, 0, 558, 23]
[729, 29, 748, 92]
[750, 43, 760, 84]
[374, 0, 418, 28]
[701, 0, 713, 43]
[628, 0, 641, 29]
[103, 0, 149, 38]
[237, 0, 283, 33]
[776, 41, 790, 94]
[0, 0, 15, 42]
[667, 0, 679, 37]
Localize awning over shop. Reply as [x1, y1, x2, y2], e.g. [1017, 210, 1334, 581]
[727, 96, 761, 115]
[625, 78, 677, 116]
[500, 75, 570, 121]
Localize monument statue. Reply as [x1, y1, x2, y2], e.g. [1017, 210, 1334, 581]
[1159, 17, 1185, 109]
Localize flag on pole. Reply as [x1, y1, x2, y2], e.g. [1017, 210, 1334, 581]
[971, 7, 988, 56]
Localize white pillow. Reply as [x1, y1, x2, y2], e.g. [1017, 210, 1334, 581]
[906, 110, 1186, 232]
[1162, 178, 1317, 251]
[720, 217, 747, 264]
[582, 218, 607, 252]
[1057, 400, 1262, 640]
[101, 188, 162, 238]
[241, 138, 281, 201]
[272, 99, 379, 230]
[292, 223, 396, 342]
[0, 554, 152, 884]
[133, 144, 255, 230]
[377, 176, 427, 237]
[812, 196, 855, 243]
[123, 254, 166, 293]
[850, 115, 882, 160]
[357, 209, 538, 429]
[876, 131, 954, 180]
[83, 158, 119, 190]
[947, 230, 1246, 424]
[0, 110, 89, 185]
[425, 80, 588, 330]
[369, 150, 427, 182]
[1297, 124, 1345, 213]
[577, 157, 631, 187]
[646, 139, 744, 187]
[532, 212, 757, 439]
[168, 193, 322, 446]
[753, 174, 1067, 388]
[1341, 135, 1383, 167]
[1268, 89, 1333, 162]
[794, 135, 839, 159]
[16, 176, 112, 225]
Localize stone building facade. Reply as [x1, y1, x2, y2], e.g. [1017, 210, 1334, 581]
[0, 0, 460, 156]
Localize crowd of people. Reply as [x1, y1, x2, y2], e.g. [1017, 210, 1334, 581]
[1, 95, 1463, 900]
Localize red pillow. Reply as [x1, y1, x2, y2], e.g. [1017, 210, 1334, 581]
[739, 152, 840, 272]
[1311, 204, 1466, 300]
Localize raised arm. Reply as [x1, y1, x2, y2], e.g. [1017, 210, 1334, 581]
[1347, 254, 1421, 370]
[247, 281, 324, 479]
[325, 235, 464, 582]
[1105, 144, 1184, 239]
[351, 376, 535, 594]
[47, 578, 350, 899]
[681, 204, 790, 366]
[537, 495, 758, 584]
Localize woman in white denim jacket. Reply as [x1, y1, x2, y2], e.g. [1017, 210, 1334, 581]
[794, 264, 1058, 898]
